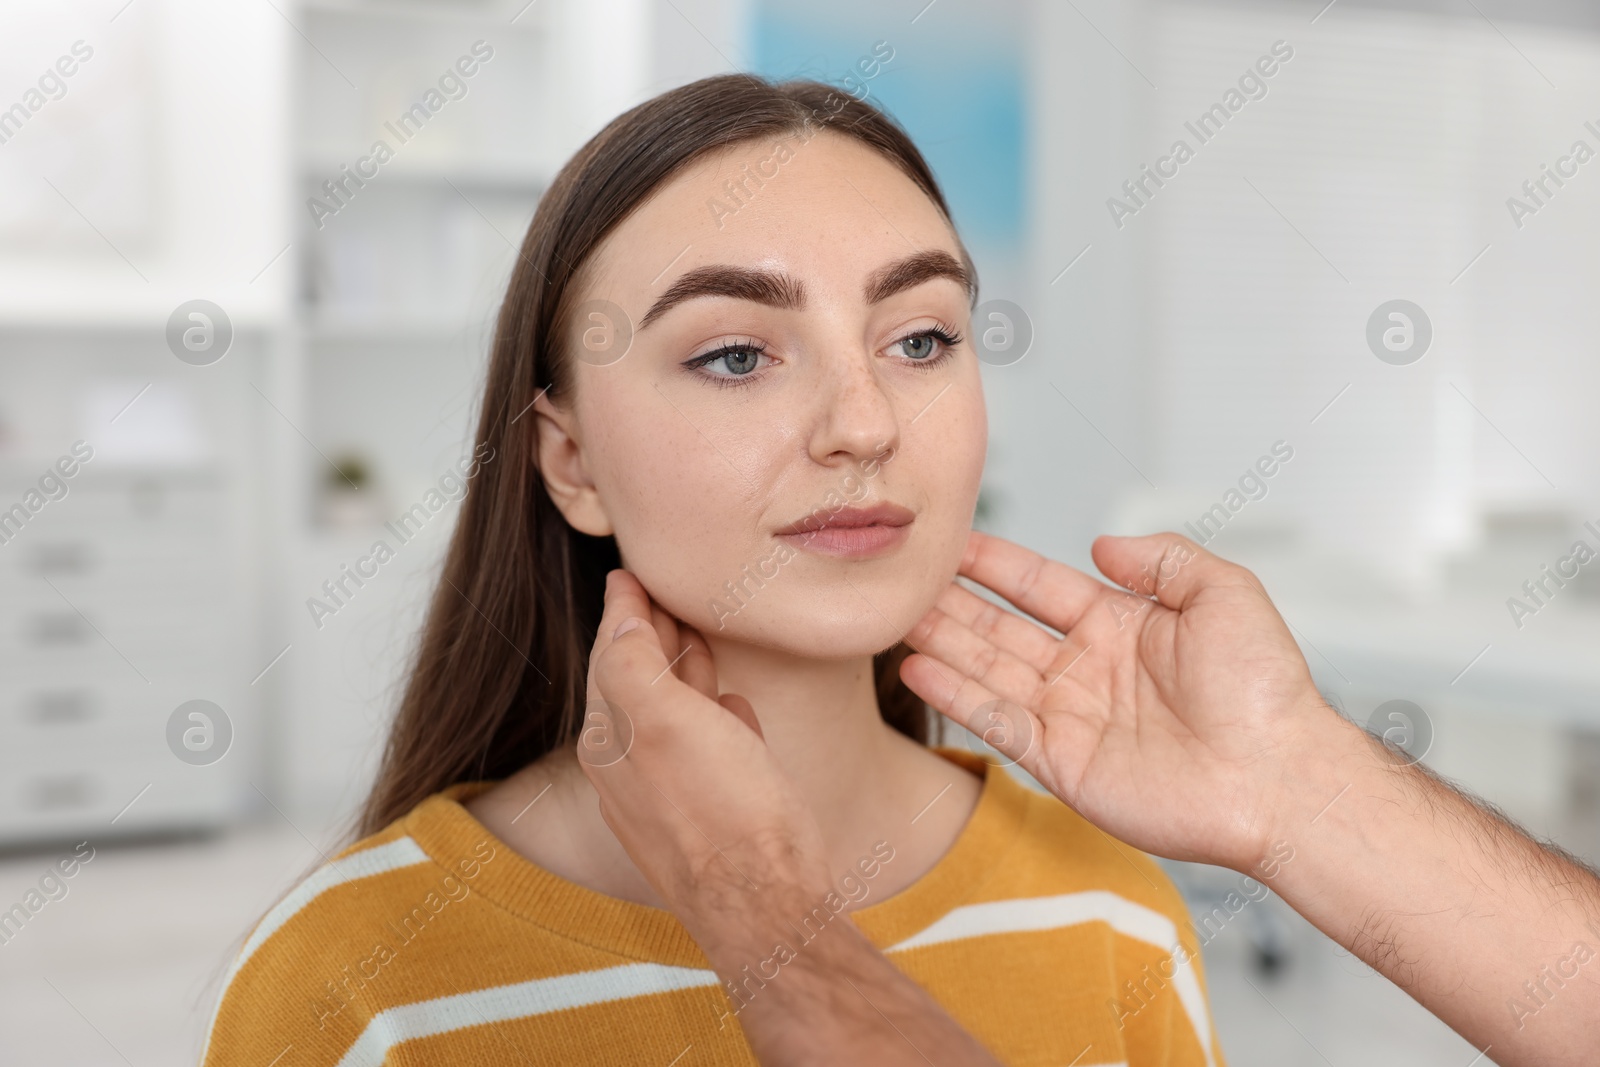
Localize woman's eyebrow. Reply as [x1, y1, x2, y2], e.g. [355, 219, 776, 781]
[640, 265, 805, 328]
[638, 250, 972, 330]
[863, 250, 973, 305]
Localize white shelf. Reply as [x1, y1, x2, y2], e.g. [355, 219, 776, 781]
[277, 0, 658, 825]
[301, 0, 550, 31]
[305, 310, 490, 343]
[299, 155, 549, 191]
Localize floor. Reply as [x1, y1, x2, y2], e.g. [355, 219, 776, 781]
[0, 815, 1521, 1067]
[0, 821, 320, 1067]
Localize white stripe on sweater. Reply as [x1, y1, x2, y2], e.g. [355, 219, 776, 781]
[329, 889, 1214, 1067]
[336, 963, 721, 1067]
[200, 836, 430, 1063]
[888, 890, 1216, 1067]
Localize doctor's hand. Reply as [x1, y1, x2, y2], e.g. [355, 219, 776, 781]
[900, 529, 1336, 874]
[901, 530, 1600, 1067]
[580, 569, 1005, 1067]
[579, 568, 834, 923]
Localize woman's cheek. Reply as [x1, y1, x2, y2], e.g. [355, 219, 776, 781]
[921, 379, 986, 501]
[602, 464, 760, 631]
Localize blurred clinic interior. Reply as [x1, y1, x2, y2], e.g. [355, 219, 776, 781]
[2, 0, 1599, 1063]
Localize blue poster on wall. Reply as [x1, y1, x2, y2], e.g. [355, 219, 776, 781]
[751, 1, 1026, 256]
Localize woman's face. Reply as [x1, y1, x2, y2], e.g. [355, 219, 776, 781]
[539, 130, 988, 658]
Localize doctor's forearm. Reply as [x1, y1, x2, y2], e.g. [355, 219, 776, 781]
[688, 881, 1002, 1067]
[1266, 714, 1600, 1066]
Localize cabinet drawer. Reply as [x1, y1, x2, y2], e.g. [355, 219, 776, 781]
[0, 684, 151, 749]
[0, 603, 231, 671]
[0, 534, 228, 591]
[0, 747, 233, 842]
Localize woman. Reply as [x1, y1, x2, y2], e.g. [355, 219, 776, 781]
[202, 74, 1227, 1067]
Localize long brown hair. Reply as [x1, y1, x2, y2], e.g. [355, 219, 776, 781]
[356, 73, 974, 838]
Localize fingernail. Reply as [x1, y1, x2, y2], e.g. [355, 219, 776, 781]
[613, 617, 643, 639]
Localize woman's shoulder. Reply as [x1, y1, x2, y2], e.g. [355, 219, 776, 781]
[199, 788, 503, 1065]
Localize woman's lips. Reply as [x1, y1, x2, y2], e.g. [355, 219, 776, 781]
[774, 503, 913, 559]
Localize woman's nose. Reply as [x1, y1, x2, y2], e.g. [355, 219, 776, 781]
[805, 347, 901, 466]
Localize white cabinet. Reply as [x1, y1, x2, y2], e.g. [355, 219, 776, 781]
[0, 470, 243, 844]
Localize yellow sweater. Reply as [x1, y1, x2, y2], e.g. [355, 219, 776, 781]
[201, 749, 1227, 1066]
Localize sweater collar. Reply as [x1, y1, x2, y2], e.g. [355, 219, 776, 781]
[402, 747, 1031, 967]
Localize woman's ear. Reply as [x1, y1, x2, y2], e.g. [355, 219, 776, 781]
[533, 389, 614, 537]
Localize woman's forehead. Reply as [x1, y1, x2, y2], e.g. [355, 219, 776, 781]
[580, 132, 964, 307]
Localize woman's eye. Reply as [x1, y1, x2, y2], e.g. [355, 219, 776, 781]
[689, 344, 769, 382]
[894, 333, 940, 360]
[715, 348, 762, 375]
[887, 328, 960, 365]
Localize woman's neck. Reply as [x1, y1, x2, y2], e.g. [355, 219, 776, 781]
[706, 640, 907, 830]
[464, 643, 982, 910]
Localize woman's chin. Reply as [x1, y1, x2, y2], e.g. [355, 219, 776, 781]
[634, 558, 950, 659]
[699, 601, 927, 661]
